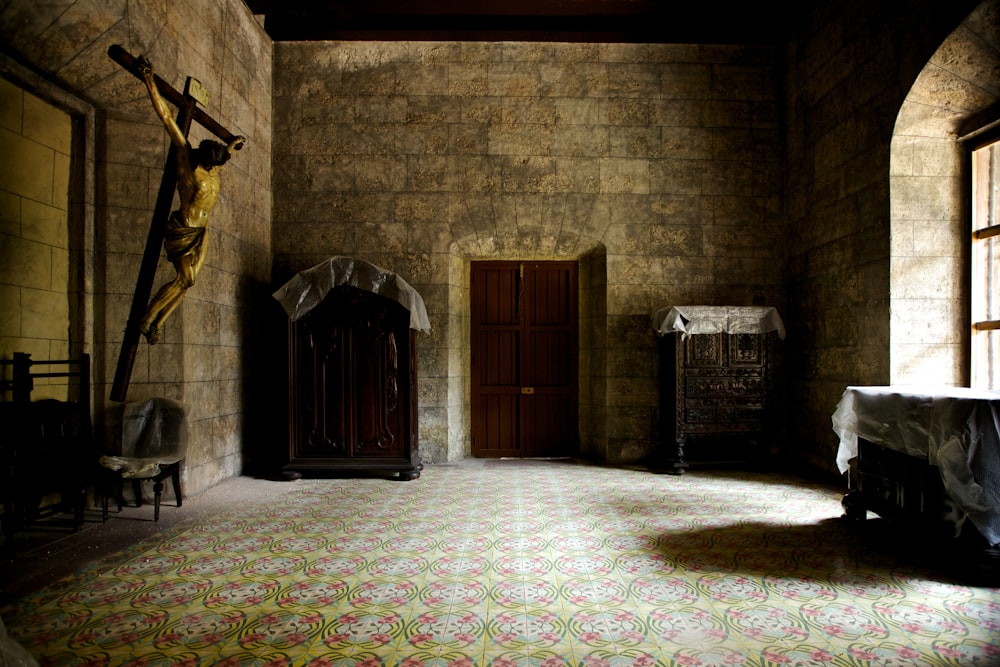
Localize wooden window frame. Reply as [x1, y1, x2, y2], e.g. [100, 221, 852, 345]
[969, 120, 1000, 389]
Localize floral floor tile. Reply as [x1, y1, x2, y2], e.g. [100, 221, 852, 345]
[2, 464, 999, 666]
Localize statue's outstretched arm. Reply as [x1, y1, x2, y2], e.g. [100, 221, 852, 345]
[137, 55, 188, 151]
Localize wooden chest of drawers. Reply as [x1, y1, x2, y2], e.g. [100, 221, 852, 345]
[658, 330, 773, 473]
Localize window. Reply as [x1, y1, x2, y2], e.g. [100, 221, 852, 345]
[972, 134, 1000, 389]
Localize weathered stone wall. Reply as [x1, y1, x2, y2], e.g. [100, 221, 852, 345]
[6, 0, 992, 484]
[0, 81, 72, 399]
[272, 42, 786, 464]
[783, 0, 985, 476]
[0, 0, 273, 494]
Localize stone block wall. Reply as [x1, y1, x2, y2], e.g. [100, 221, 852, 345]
[0, 0, 273, 495]
[0, 79, 72, 399]
[888, 0, 999, 386]
[3, 0, 991, 484]
[272, 41, 786, 464]
[783, 0, 986, 475]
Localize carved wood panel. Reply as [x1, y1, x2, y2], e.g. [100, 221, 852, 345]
[658, 331, 773, 473]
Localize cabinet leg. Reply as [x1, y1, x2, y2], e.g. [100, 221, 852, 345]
[668, 437, 689, 474]
[665, 461, 689, 475]
[654, 438, 688, 475]
[396, 464, 423, 481]
[842, 490, 866, 522]
[171, 469, 183, 508]
[153, 479, 163, 522]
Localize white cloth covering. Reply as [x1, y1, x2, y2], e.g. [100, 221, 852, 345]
[273, 256, 431, 332]
[832, 385, 1000, 545]
[99, 397, 187, 478]
[652, 305, 785, 339]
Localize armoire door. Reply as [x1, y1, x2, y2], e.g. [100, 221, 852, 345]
[287, 286, 421, 479]
[471, 261, 578, 457]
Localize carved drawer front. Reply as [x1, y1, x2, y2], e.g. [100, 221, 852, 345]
[685, 333, 724, 367]
[684, 399, 717, 423]
[687, 399, 764, 425]
[731, 401, 764, 422]
[685, 375, 763, 399]
[729, 333, 763, 365]
[659, 328, 776, 471]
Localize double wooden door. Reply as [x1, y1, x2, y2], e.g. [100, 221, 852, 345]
[471, 261, 579, 458]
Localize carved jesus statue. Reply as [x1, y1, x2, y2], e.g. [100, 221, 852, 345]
[136, 55, 245, 344]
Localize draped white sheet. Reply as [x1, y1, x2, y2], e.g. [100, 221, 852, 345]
[273, 256, 431, 332]
[832, 385, 1000, 545]
[653, 305, 785, 339]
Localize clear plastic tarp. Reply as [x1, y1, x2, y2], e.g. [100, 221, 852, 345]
[652, 305, 786, 339]
[0, 614, 38, 667]
[272, 256, 431, 332]
[832, 385, 1000, 545]
[99, 397, 187, 479]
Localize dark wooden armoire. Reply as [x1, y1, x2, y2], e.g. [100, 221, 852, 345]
[286, 285, 422, 480]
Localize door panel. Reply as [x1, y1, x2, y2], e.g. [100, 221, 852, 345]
[522, 393, 577, 456]
[471, 261, 578, 458]
[527, 331, 572, 386]
[479, 331, 519, 386]
[471, 263, 521, 457]
[290, 288, 411, 462]
[475, 393, 520, 457]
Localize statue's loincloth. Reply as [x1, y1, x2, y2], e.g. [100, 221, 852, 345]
[164, 212, 205, 263]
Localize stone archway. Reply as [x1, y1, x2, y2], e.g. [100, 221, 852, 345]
[889, 0, 1000, 384]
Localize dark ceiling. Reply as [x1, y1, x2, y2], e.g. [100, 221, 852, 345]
[243, 1, 806, 44]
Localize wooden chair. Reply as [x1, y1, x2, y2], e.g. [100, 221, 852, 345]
[0, 354, 92, 545]
[100, 460, 182, 522]
[98, 397, 186, 522]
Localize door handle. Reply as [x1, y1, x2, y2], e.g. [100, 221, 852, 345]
[521, 387, 535, 394]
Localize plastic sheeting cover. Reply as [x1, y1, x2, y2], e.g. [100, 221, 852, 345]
[99, 397, 187, 479]
[832, 385, 1000, 545]
[272, 256, 431, 332]
[652, 305, 786, 339]
[0, 614, 38, 667]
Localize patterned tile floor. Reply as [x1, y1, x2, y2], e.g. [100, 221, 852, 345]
[2, 461, 999, 666]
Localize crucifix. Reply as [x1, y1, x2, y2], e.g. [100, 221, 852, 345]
[108, 45, 246, 402]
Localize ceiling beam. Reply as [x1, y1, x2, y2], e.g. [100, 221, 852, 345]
[243, 0, 801, 44]
[245, 0, 672, 18]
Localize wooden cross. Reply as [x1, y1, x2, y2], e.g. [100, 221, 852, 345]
[108, 45, 242, 402]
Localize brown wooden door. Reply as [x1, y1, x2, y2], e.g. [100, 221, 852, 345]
[471, 261, 578, 457]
